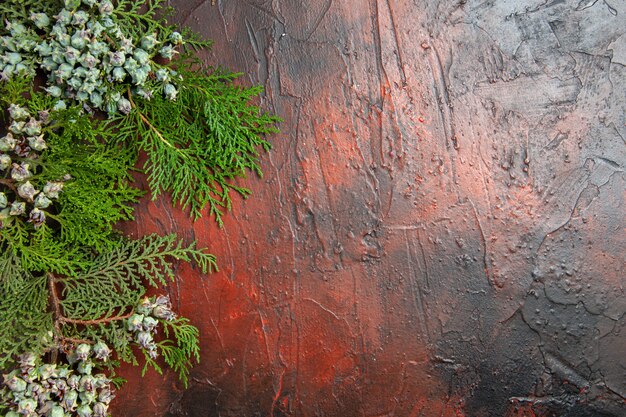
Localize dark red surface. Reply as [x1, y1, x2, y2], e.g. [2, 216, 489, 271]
[112, 1, 625, 416]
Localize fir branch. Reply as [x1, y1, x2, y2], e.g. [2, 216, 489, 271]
[112, 0, 211, 51]
[48, 273, 63, 331]
[11, 225, 88, 275]
[141, 352, 163, 378]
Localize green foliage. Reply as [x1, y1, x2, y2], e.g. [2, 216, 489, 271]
[42, 119, 143, 250]
[13, 226, 87, 275]
[60, 234, 216, 321]
[0, 75, 213, 398]
[0, 0, 61, 22]
[115, 61, 279, 223]
[0, 253, 53, 369]
[0, 0, 278, 414]
[157, 318, 200, 388]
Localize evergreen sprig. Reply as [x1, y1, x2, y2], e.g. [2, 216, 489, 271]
[0, 0, 62, 22]
[112, 0, 212, 51]
[115, 62, 278, 223]
[0, 254, 53, 369]
[159, 318, 200, 387]
[0, 0, 278, 416]
[60, 234, 216, 321]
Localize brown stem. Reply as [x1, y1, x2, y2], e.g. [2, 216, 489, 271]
[61, 337, 94, 346]
[48, 273, 63, 362]
[48, 273, 132, 354]
[0, 178, 18, 193]
[59, 312, 134, 326]
[104, 34, 117, 48]
[48, 274, 63, 331]
[126, 88, 188, 157]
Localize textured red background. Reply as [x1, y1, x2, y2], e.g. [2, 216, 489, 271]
[112, 1, 625, 416]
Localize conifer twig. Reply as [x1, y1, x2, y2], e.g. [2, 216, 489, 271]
[60, 337, 94, 346]
[59, 312, 134, 326]
[47, 273, 63, 333]
[126, 87, 188, 158]
[50, 273, 132, 338]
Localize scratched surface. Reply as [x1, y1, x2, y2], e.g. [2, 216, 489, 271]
[112, 1, 626, 416]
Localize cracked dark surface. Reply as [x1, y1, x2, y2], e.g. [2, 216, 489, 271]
[113, 1, 625, 416]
